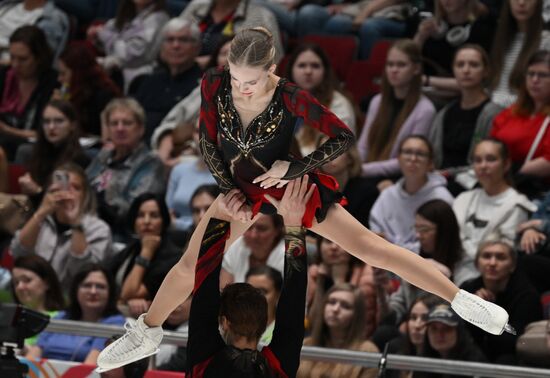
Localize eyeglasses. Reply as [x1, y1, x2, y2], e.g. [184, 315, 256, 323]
[526, 71, 550, 80]
[400, 149, 430, 160]
[79, 282, 108, 291]
[164, 36, 196, 44]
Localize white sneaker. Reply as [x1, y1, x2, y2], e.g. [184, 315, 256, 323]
[96, 314, 163, 373]
[451, 289, 510, 335]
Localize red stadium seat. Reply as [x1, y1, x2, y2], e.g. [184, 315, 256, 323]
[344, 60, 381, 105]
[301, 35, 358, 82]
[7, 164, 27, 194]
[368, 39, 392, 76]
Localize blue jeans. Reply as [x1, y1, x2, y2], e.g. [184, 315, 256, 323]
[254, 0, 298, 37]
[54, 0, 119, 22]
[295, 4, 331, 37]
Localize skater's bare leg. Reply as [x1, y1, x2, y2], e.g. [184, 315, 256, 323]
[310, 204, 458, 302]
[144, 195, 255, 327]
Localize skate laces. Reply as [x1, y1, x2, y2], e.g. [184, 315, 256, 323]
[106, 318, 148, 360]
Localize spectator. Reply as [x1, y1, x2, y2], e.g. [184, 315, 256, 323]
[453, 138, 536, 283]
[285, 42, 357, 153]
[491, 50, 550, 183]
[370, 135, 453, 251]
[297, 283, 379, 378]
[11, 255, 64, 348]
[357, 39, 435, 184]
[220, 213, 285, 285]
[461, 236, 542, 364]
[517, 189, 550, 255]
[0, 0, 69, 61]
[17, 100, 90, 203]
[490, 0, 550, 107]
[27, 264, 125, 364]
[88, 0, 169, 91]
[11, 163, 112, 287]
[179, 0, 283, 66]
[107, 193, 182, 318]
[0, 26, 57, 161]
[86, 98, 165, 240]
[245, 265, 282, 346]
[430, 44, 502, 195]
[416, 303, 487, 377]
[57, 42, 121, 137]
[414, 0, 495, 88]
[131, 18, 202, 143]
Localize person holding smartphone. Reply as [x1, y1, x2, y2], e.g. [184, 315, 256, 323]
[10, 163, 112, 288]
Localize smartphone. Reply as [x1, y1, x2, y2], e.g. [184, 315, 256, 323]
[53, 170, 69, 190]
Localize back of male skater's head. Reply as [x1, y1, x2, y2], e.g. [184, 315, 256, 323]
[228, 27, 276, 70]
[211, 282, 273, 377]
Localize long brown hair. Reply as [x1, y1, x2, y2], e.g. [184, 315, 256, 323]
[513, 50, 550, 117]
[366, 39, 422, 162]
[489, 0, 543, 92]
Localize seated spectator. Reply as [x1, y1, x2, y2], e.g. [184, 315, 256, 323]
[27, 264, 125, 364]
[220, 213, 285, 286]
[179, 0, 283, 66]
[491, 50, 550, 185]
[245, 266, 282, 346]
[297, 283, 379, 378]
[131, 18, 202, 143]
[86, 98, 165, 240]
[430, 44, 502, 195]
[296, 0, 410, 59]
[416, 303, 487, 377]
[11, 163, 112, 287]
[453, 139, 536, 283]
[0, 26, 57, 161]
[414, 0, 495, 91]
[357, 39, 435, 184]
[11, 255, 65, 348]
[370, 135, 453, 251]
[285, 42, 357, 152]
[56, 42, 121, 137]
[0, 0, 69, 61]
[461, 236, 542, 364]
[387, 199, 465, 325]
[107, 193, 182, 318]
[17, 100, 90, 203]
[88, 0, 169, 91]
[518, 189, 550, 255]
[490, 0, 550, 108]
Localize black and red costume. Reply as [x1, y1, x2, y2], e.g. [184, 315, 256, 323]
[187, 218, 308, 377]
[199, 66, 355, 227]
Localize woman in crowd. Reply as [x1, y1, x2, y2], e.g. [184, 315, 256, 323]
[358, 39, 435, 186]
[0, 25, 57, 161]
[57, 42, 121, 137]
[429, 44, 502, 195]
[461, 236, 542, 364]
[286, 42, 357, 156]
[11, 255, 65, 347]
[453, 139, 536, 282]
[27, 264, 125, 364]
[490, 0, 550, 107]
[297, 283, 379, 378]
[369, 135, 453, 251]
[17, 100, 90, 203]
[490, 50, 550, 182]
[245, 265, 282, 346]
[108, 193, 182, 318]
[88, 0, 169, 90]
[11, 163, 112, 287]
[414, 0, 495, 91]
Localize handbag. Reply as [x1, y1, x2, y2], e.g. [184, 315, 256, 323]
[0, 193, 32, 234]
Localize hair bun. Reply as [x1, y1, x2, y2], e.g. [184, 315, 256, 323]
[251, 27, 273, 40]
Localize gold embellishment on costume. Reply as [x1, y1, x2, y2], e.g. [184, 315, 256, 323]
[199, 136, 235, 192]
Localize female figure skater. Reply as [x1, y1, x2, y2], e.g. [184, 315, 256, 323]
[97, 27, 510, 373]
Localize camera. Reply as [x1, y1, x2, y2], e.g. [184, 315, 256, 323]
[53, 170, 70, 190]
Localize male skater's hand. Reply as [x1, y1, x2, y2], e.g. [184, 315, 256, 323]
[265, 175, 315, 226]
[215, 189, 253, 223]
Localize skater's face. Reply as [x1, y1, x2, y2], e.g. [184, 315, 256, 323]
[407, 301, 429, 348]
[191, 192, 216, 226]
[385, 47, 420, 90]
[427, 322, 458, 356]
[135, 199, 163, 237]
[12, 267, 49, 310]
[453, 48, 488, 91]
[472, 141, 510, 188]
[228, 62, 275, 98]
[398, 137, 433, 178]
[291, 49, 325, 92]
[320, 238, 350, 267]
[415, 215, 437, 254]
[247, 273, 280, 323]
[42, 105, 75, 145]
[78, 271, 109, 315]
[244, 215, 281, 257]
[476, 243, 515, 283]
[324, 290, 355, 330]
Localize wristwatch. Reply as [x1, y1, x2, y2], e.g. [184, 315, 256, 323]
[135, 255, 151, 269]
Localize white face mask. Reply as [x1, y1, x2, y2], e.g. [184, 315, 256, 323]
[218, 323, 229, 344]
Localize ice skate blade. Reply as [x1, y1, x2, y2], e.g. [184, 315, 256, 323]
[504, 323, 516, 335]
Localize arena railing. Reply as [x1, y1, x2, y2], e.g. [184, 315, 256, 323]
[46, 319, 550, 378]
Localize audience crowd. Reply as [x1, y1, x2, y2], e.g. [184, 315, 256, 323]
[0, 0, 550, 375]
